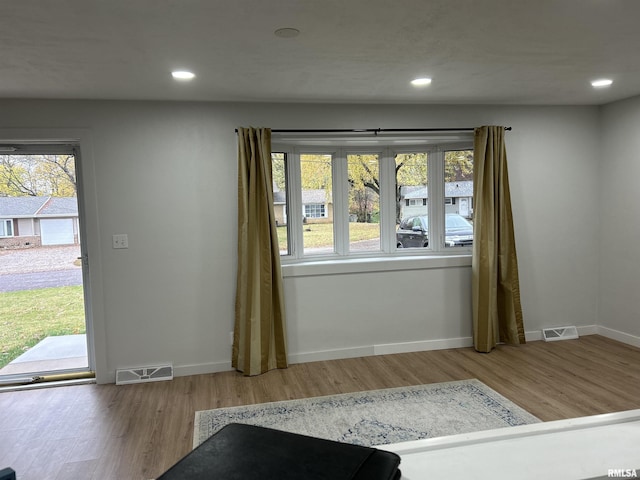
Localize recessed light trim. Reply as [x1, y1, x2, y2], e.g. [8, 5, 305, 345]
[591, 78, 613, 88]
[172, 70, 195, 80]
[274, 27, 300, 38]
[411, 77, 432, 87]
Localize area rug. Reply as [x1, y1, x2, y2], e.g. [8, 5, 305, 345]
[193, 379, 539, 448]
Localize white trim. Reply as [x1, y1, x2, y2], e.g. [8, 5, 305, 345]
[282, 254, 471, 277]
[0, 377, 96, 393]
[596, 325, 640, 348]
[170, 361, 234, 378]
[374, 337, 473, 355]
[333, 151, 349, 255]
[289, 329, 608, 367]
[0, 128, 107, 384]
[288, 346, 375, 365]
[102, 328, 634, 382]
[276, 138, 473, 263]
[0, 218, 13, 237]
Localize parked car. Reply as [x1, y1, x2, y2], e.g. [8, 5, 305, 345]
[396, 214, 473, 248]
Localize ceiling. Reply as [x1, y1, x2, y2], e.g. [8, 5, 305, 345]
[1, 0, 639, 105]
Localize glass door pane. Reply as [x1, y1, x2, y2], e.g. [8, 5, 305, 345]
[0, 151, 91, 384]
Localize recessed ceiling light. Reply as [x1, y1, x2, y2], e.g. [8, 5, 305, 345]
[591, 78, 613, 88]
[411, 77, 432, 87]
[172, 70, 195, 80]
[274, 27, 300, 38]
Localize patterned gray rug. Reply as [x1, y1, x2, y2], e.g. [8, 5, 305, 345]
[193, 379, 540, 448]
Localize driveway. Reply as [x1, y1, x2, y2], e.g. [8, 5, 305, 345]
[0, 245, 83, 292]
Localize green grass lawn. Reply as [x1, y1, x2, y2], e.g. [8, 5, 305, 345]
[0, 286, 86, 369]
[277, 222, 380, 250]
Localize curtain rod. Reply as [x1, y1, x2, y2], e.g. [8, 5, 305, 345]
[235, 127, 512, 134]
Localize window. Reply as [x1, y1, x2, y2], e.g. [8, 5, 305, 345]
[443, 149, 474, 249]
[300, 154, 333, 256]
[1, 219, 13, 237]
[304, 204, 325, 218]
[348, 153, 380, 253]
[271, 152, 288, 255]
[272, 134, 473, 261]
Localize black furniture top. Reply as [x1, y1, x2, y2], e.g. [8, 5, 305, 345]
[0, 468, 16, 480]
[158, 423, 401, 480]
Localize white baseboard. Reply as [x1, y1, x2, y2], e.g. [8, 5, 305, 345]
[288, 346, 374, 365]
[288, 338, 476, 365]
[289, 325, 623, 367]
[596, 326, 640, 348]
[288, 338, 474, 365]
[579, 324, 599, 336]
[373, 337, 473, 355]
[173, 361, 233, 378]
[101, 325, 638, 383]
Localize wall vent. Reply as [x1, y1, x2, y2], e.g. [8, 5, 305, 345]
[542, 326, 579, 342]
[116, 364, 173, 385]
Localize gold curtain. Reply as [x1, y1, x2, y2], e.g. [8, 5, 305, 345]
[472, 126, 525, 352]
[233, 127, 288, 375]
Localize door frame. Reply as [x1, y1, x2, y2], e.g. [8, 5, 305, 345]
[0, 129, 107, 384]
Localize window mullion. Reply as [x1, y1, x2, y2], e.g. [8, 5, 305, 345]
[289, 150, 304, 259]
[429, 148, 445, 252]
[333, 150, 349, 255]
[380, 148, 395, 253]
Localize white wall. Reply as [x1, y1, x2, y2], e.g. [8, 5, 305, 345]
[0, 100, 601, 382]
[599, 95, 640, 342]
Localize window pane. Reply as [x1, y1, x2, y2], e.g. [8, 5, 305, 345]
[347, 154, 380, 252]
[304, 204, 325, 218]
[271, 152, 289, 255]
[395, 153, 428, 249]
[444, 150, 474, 248]
[301, 154, 334, 255]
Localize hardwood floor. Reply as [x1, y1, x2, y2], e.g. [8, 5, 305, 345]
[1, 335, 639, 479]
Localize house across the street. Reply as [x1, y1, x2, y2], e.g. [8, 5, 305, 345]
[273, 182, 471, 227]
[0, 196, 79, 249]
[401, 181, 473, 219]
[273, 188, 334, 226]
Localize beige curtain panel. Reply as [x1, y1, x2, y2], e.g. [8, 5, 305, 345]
[233, 127, 288, 376]
[472, 126, 526, 353]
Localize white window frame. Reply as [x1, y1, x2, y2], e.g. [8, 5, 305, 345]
[1, 219, 13, 237]
[273, 136, 473, 267]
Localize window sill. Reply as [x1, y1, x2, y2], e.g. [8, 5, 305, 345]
[281, 254, 472, 278]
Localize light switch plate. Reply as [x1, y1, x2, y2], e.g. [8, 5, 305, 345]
[112, 234, 129, 249]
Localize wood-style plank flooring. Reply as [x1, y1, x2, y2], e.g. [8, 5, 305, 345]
[1, 335, 639, 479]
